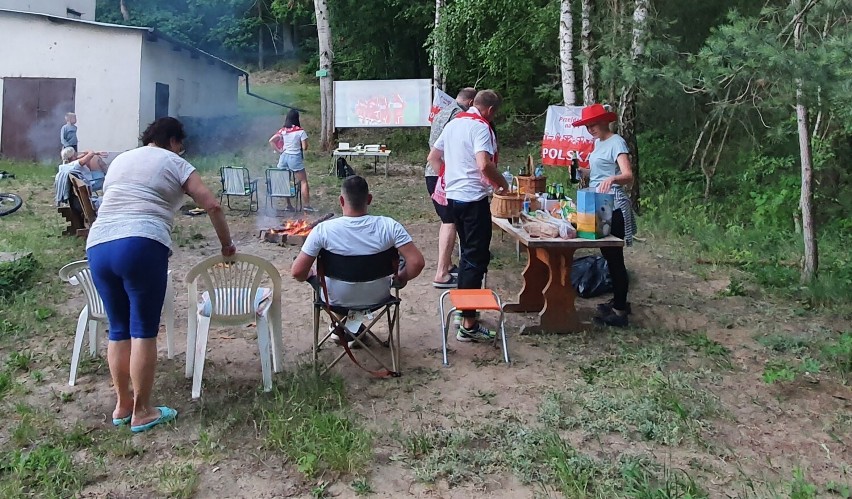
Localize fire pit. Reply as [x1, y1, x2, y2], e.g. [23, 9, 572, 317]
[260, 213, 333, 246]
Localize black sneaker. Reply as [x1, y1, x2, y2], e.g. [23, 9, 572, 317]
[594, 311, 629, 328]
[449, 264, 459, 277]
[596, 299, 632, 316]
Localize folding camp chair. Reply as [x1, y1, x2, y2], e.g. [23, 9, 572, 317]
[185, 254, 283, 399]
[220, 166, 259, 212]
[265, 168, 301, 211]
[311, 248, 403, 377]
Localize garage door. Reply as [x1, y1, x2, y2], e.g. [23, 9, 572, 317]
[1, 77, 76, 162]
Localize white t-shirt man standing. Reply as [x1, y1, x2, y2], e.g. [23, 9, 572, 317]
[426, 90, 508, 343]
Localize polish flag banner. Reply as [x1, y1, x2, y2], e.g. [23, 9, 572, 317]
[428, 88, 455, 123]
[541, 105, 595, 168]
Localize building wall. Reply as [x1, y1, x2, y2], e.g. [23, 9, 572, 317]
[139, 38, 240, 130]
[0, 12, 142, 155]
[0, 0, 97, 20]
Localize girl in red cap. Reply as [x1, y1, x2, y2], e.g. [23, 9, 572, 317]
[574, 104, 637, 327]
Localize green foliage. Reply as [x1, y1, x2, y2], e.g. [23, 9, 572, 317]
[429, 0, 559, 115]
[821, 333, 852, 383]
[96, 0, 262, 58]
[0, 255, 39, 301]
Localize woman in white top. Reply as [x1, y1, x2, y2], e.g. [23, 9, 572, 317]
[86, 117, 235, 433]
[269, 109, 315, 211]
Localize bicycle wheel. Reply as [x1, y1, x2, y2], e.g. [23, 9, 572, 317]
[0, 193, 22, 217]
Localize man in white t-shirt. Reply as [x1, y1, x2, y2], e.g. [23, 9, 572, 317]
[291, 175, 425, 310]
[427, 90, 508, 343]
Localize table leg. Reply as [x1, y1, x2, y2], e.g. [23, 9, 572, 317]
[385, 155, 389, 178]
[537, 248, 578, 333]
[503, 246, 547, 313]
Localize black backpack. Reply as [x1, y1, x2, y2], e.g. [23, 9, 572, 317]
[336, 157, 356, 179]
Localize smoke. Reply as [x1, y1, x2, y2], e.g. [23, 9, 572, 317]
[23, 96, 71, 164]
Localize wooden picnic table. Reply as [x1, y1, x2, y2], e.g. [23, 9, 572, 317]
[492, 216, 623, 333]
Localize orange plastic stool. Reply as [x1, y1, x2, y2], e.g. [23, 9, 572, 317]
[439, 289, 510, 366]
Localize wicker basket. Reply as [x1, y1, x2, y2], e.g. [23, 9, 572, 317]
[516, 175, 547, 195]
[491, 192, 525, 219]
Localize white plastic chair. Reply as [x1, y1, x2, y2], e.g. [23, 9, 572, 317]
[184, 254, 283, 399]
[58, 260, 175, 386]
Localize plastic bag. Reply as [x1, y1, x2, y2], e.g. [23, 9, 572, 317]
[571, 256, 612, 298]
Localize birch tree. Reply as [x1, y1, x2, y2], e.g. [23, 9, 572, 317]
[580, 0, 596, 105]
[559, 0, 576, 105]
[433, 0, 445, 90]
[618, 0, 648, 211]
[313, 0, 334, 151]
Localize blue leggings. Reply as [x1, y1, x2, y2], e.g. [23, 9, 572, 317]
[87, 237, 169, 341]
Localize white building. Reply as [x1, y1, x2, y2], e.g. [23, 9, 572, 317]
[0, 4, 247, 162]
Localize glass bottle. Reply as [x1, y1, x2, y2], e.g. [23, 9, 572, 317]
[570, 153, 580, 184]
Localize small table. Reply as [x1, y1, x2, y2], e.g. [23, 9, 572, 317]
[492, 216, 624, 334]
[331, 149, 392, 177]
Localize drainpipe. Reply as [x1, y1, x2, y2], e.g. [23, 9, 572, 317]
[243, 72, 306, 112]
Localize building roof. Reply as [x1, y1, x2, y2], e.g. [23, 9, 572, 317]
[0, 8, 248, 76]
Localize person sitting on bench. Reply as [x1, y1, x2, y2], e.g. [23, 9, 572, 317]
[54, 148, 108, 210]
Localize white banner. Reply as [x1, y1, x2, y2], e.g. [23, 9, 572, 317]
[428, 88, 455, 123]
[541, 105, 595, 167]
[333, 79, 432, 128]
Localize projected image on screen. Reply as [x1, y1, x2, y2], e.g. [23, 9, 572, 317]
[334, 79, 432, 128]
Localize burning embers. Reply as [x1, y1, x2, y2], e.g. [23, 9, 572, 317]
[260, 213, 333, 245]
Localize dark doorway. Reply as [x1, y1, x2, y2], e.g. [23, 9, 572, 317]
[155, 83, 170, 119]
[1, 77, 76, 162]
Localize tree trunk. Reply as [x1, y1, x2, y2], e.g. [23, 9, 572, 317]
[314, 0, 334, 151]
[559, 0, 577, 105]
[581, 0, 596, 105]
[257, 1, 264, 70]
[794, 1, 818, 283]
[618, 0, 648, 213]
[119, 0, 129, 21]
[433, 0, 445, 90]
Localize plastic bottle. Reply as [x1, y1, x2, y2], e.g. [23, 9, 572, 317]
[522, 194, 531, 215]
[534, 164, 544, 178]
[502, 166, 514, 192]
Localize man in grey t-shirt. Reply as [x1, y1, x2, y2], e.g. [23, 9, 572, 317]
[426, 87, 476, 288]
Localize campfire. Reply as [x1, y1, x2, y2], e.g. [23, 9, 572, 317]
[260, 213, 333, 245]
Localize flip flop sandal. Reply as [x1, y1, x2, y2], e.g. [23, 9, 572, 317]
[432, 275, 458, 289]
[112, 415, 131, 426]
[130, 406, 178, 433]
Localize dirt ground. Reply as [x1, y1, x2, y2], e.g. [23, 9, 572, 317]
[14, 167, 849, 498]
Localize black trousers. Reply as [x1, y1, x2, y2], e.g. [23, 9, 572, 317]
[600, 209, 629, 310]
[448, 197, 491, 318]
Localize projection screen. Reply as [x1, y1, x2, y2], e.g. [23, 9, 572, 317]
[333, 79, 432, 128]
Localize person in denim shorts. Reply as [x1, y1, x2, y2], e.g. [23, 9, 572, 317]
[269, 109, 315, 212]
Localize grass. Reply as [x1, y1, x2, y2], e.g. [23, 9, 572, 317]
[756, 330, 852, 384]
[541, 334, 722, 447]
[260, 367, 373, 478]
